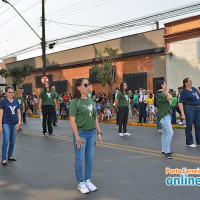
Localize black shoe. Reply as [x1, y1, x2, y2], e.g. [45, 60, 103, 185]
[162, 152, 174, 155]
[2, 161, 8, 166]
[8, 157, 17, 161]
[165, 153, 173, 159]
[53, 124, 57, 126]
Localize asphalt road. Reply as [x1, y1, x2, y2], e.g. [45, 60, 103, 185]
[0, 117, 200, 200]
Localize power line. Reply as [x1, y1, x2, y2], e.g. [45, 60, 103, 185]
[46, 0, 100, 17]
[0, 0, 41, 27]
[47, 2, 200, 44]
[0, 0, 106, 42]
[0, 0, 23, 17]
[47, 0, 116, 21]
[1, 2, 200, 59]
[47, 20, 102, 28]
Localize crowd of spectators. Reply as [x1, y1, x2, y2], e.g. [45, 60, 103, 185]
[1, 84, 198, 125]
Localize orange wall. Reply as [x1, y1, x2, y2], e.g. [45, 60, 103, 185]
[24, 54, 154, 96]
[165, 15, 200, 34]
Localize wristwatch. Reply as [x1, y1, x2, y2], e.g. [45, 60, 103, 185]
[97, 132, 102, 135]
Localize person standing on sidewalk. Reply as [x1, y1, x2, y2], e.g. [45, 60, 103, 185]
[115, 82, 131, 137]
[155, 80, 173, 159]
[20, 88, 27, 124]
[178, 77, 200, 148]
[114, 87, 120, 129]
[15, 89, 25, 124]
[69, 78, 102, 194]
[170, 91, 177, 125]
[0, 87, 21, 166]
[39, 81, 57, 137]
[51, 86, 59, 126]
[33, 95, 38, 115]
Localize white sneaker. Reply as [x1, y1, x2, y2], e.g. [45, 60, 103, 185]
[119, 133, 124, 137]
[178, 121, 183, 125]
[78, 182, 90, 194]
[187, 144, 197, 148]
[124, 133, 131, 136]
[44, 132, 48, 137]
[85, 179, 97, 192]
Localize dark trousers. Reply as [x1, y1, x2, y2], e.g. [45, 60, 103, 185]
[139, 102, 147, 123]
[23, 112, 26, 123]
[116, 110, 119, 125]
[184, 105, 200, 145]
[42, 105, 54, 134]
[118, 107, 129, 133]
[52, 108, 57, 125]
[60, 103, 66, 115]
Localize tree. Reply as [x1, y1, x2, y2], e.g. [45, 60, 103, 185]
[91, 45, 121, 107]
[0, 64, 34, 88]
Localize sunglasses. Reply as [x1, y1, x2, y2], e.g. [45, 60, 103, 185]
[83, 83, 90, 88]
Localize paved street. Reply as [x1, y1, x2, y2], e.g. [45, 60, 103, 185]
[1, 117, 200, 200]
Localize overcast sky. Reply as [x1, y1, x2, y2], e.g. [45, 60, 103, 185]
[0, 0, 200, 62]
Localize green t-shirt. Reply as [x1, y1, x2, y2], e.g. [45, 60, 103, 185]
[53, 91, 59, 107]
[171, 97, 178, 107]
[39, 90, 56, 106]
[133, 94, 139, 104]
[117, 91, 129, 107]
[87, 91, 93, 99]
[156, 92, 172, 121]
[59, 96, 63, 103]
[69, 98, 96, 130]
[16, 97, 24, 110]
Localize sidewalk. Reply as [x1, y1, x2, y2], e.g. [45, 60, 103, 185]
[29, 114, 185, 129]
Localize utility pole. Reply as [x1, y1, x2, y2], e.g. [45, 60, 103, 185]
[2, 0, 47, 75]
[42, 0, 46, 75]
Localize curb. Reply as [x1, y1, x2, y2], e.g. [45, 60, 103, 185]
[29, 115, 185, 129]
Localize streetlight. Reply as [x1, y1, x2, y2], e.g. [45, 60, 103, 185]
[2, 0, 47, 75]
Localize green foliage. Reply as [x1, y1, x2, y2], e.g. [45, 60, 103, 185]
[91, 45, 120, 107]
[0, 68, 9, 78]
[91, 45, 120, 87]
[0, 64, 34, 86]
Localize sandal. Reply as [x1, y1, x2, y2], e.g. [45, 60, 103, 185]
[2, 160, 8, 166]
[8, 157, 17, 161]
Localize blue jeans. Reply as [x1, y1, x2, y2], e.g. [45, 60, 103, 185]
[160, 114, 174, 153]
[184, 105, 200, 145]
[73, 129, 96, 183]
[21, 111, 23, 123]
[171, 106, 176, 124]
[156, 113, 161, 130]
[2, 124, 17, 161]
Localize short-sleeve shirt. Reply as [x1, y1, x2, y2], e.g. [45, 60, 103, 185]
[39, 90, 56, 106]
[16, 97, 24, 111]
[0, 98, 20, 124]
[133, 94, 139, 104]
[179, 87, 200, 106]
[69, 98, 96, 130]
[171, 97, 178, 106]
[117, 91, 129, 107]
[156, 92, 172, 121]
[52, 92, 59, 107]
[146, 97, 154, 104]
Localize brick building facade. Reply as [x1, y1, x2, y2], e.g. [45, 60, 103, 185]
[5, 29, 166, 96]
